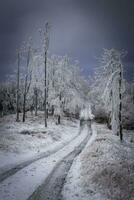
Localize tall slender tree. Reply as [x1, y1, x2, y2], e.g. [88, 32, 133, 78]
[34, 87, 38, 116]
[22, 42, 33, 122]
[16, 49, 20, 122]
[93, 49, 125, 140]
[119, 63, 123, 140]
[39, 22, 50, 127]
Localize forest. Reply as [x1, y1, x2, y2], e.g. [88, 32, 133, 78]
[0, 24, 134, 137]
[0, 22, 134, 200]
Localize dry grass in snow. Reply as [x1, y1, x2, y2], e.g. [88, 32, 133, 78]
[80, 124, 134, 200]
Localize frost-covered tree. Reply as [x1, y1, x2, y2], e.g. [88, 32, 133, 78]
[20, 40, 33, 122]
[91, 49, 125, 140]
[0, 82, 16, 116]
[0, 25, 90, 124]
[122, 81, 134, 129]
[16, 49, 20, 122]
[39, 22, 50, 127]
[46, 55, 88, 121]
[131, 82, 134, 104]
[29, 53, 44, 115]
[102, 49, 125, 140]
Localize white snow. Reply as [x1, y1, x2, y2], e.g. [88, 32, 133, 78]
[1, 112, 134, 200]
[80, 105, 94, 120]
[0, 124, 89, 200]
[62, 123, 134, 200]
[0, 112, 79, 169]
[61, 123, 97, 200]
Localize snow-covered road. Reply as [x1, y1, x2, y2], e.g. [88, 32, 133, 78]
[61, 123, 97, 200]
[0, 124, 96, 200]
[0, 126, 80, 183]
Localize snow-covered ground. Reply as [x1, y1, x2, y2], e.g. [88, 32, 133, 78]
[0, 122, 89, 200]
[1, 113, 134, 200]
[0, 112, 79, 169]
[62, 123, 134, 200]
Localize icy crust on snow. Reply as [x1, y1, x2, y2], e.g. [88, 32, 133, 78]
[0, 113, 79, 168]
[0, 125, 88, 200]
[62, 124, 134, 200]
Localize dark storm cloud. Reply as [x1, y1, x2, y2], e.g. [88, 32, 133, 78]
[0, 0, 134, 81]
[0, 0, 35, 78]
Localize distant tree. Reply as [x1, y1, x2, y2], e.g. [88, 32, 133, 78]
[47, 55, 88, 121]
[0, 82, 16, 115]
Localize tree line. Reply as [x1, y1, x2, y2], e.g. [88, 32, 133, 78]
[0, 23, 134, 141]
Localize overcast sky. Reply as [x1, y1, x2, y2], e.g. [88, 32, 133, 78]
[0, 0, 134, 81]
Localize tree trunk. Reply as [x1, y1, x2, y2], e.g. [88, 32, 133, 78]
[58, 93, 62, 125]
[16, 51, 20, 122]
[58, 115, 60, 125]
[22, 45, 31, 122]
[44, 51, 47, 127]
[119, 64, 123, 141]
[22, 93, 26, 122]
[35, 88, 38, 116]
[52, 105, 54, 115]
[131, 84, 134, 104]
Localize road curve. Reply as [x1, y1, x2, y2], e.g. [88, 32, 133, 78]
[0, 124, 96, 200]
[27, 125, 94, 200]
[0, 125, 82, 183]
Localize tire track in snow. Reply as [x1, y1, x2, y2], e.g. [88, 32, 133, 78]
[27, 125, 95, 200]
[0, 126, 83, 183]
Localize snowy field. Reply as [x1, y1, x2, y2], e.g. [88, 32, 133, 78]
[62, 123, 134, 200]
[0, 112, 79, 169]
